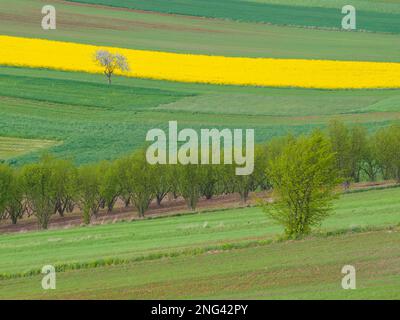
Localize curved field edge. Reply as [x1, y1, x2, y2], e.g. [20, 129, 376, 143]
[1, 36, 400, 89]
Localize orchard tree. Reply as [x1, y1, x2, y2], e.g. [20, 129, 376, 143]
[77, 164, 102, 224]
[0, 163, 13, 220]
[219, 163, 235, 195]
[114, 156, 134, 208]
[348, 125, 368, 182]
[152, 164, 172, 206]
[328, 120, 352, 184]
[361, 133, 380, 181]
[266, 135, 294, 161]
[169, 164, 180, 200]
[200, 164, 219, 200]
[375, 125, 400, 181]
[197, 147, 224, 200]
[51, 158, 77, 217]
[94, 50, 130, 85]
[176, 163, 203, 210]
[129, 151, 155, 217]
[5, 169, 25, 224]
[229, 145, 268, 203]
[252, 144, 270, 191]
[20, 157, 58, 229]
[99, 161, 121, 213]
[264, 131, 339, 238]
[232, 171, 254, 203]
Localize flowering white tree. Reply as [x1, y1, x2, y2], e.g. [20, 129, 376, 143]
[94, 50, 130, 85]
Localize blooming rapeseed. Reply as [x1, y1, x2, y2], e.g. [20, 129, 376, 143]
[1, 35, 399, 89]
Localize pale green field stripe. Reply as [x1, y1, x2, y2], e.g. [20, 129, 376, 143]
[0, 136, 60, 160]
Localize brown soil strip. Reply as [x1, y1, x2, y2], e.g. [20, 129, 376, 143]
[0, 192, 263, 234]
[0, 181, 396, 234]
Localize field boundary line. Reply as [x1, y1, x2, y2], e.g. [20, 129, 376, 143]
[1, 224, 398, 281]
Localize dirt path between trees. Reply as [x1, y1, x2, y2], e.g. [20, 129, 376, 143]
[0, 181, 397, 234]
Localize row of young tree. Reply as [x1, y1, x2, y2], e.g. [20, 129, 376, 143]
[329, 121, 400, 183]
[0, 121, 399, 234]
[0, 148, 268, 229]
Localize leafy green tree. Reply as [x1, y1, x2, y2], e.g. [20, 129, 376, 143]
[176, 163, 203, 210]
[348, 125, 368, 182]
[263, 131, 339, 238]
[200, 164, 220, 200]
[233, 173, 254, 203]
[266, 135, 295, 164]
[169, 164, 180, 199]
[375, 125, 400, 181]
[77, 164, 102, 224]
[5, 170, 25, 225]
[152, 164, 172, 206]
[227, 145, 269, 203]
[114, 156, 134, 208]
[20, 157, 58, 229]
[197, 147, 225, 200]
[51, 158, 77, 217]
[328, 120, 352, 183]
[129, 151, 155, 217]
[0, 163, 13, 220]
[252, 144, 270, 191]
[99, 161, 121, 213]
[219, 163, 235, 196]
[361, 133, 380, 181]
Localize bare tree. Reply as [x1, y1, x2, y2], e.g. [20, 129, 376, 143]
[94, 50, 130, 85]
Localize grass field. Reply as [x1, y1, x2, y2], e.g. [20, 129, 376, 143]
[1, 187, 399, 276]
[68, 0, 400, 33]
[0, 187, 399, 299]
[0, 66, 399, 164]
[246, 0, 400, 14]
[0, 136, 58, 160]
[2, 231, 400, 299]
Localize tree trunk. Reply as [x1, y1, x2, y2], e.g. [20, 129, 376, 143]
[156, 195, 162, 207]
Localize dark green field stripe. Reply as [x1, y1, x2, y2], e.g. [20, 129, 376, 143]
[67, 0, 400, 34]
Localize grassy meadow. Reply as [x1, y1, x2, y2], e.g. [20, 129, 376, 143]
[2, 230, 400, 299]
[0, 187, 400, 299]
[0, 66, 399, 164]
[0, 136, 58, 160]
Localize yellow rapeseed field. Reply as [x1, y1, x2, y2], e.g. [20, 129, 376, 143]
[1, 35, 400, 89]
